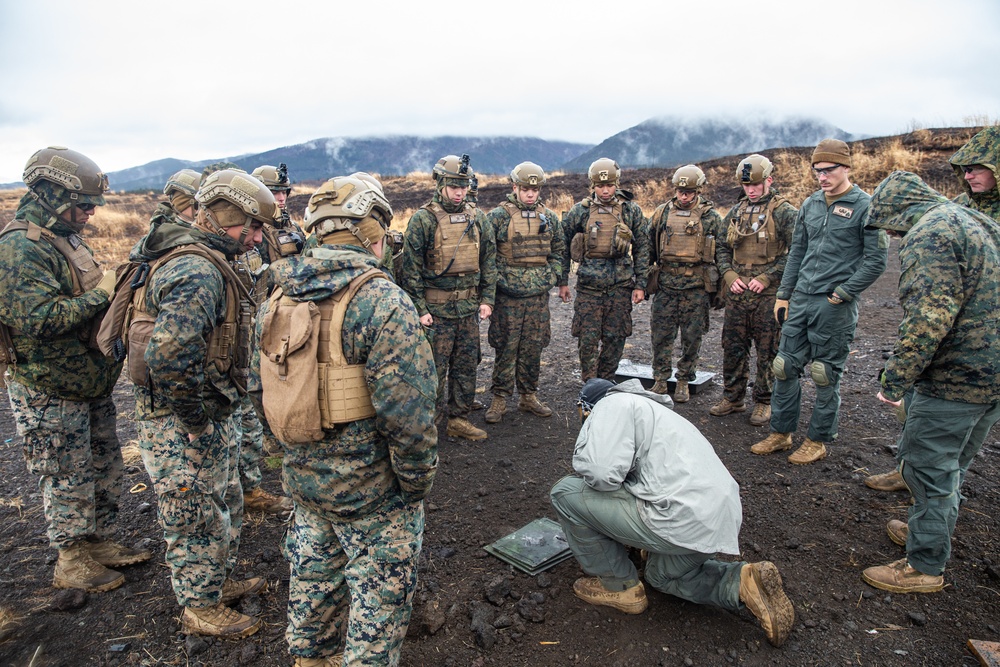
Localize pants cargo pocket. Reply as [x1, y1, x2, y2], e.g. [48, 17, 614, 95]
[23, 430, 62, 476]
[374, 536, 421, 608]
[157, 490, 214, 536]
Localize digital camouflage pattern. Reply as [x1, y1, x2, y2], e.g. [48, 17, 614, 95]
[7, 381, 122, 549]
[130, 220, 247, 431]
[649, 196, 724, 382]
[429, 314, 481, 417]
[488, 293, 550, 397]
[285, 497, 423, 665]
[949, 126, 1000, 222]
[248, 242, 436, 663]
[148, 201, 193, 231]
[562, 193, 649, 381]
[238, 395, 264, 490]
[0, 195, 121, 400]
[401, 193, 497, 320]
[868, 171, 1000, 404]
[137, 414, 243, 607]
[486, 194, 564, 398]
[716, 191, 797, 404]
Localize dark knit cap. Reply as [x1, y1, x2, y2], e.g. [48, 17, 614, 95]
[812, 139, 852, 168]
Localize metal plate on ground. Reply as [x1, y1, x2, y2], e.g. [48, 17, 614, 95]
[615, 359, 715, 394]
[483, 517, 574, 576]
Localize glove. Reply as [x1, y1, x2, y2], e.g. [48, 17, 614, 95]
[612, 221, 633, 255]
[774, 298, 789, 325]
[95, 269, 117, 299]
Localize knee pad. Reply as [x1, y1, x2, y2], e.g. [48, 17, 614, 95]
[772, 353, 796, 381]
[810, 360, 831, 387]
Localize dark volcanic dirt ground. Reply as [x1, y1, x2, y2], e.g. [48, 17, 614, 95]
[3, 239, 1000, 667]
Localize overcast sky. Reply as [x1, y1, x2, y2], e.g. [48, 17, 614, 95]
[1, 0, 998, 184]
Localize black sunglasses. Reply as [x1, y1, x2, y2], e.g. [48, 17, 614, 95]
[75, 202, 97, 212]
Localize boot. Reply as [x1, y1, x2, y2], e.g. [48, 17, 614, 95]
[180, 602, 260, 638]
[886, 519, 909, 547]
[650, 380, 670, 395]
[748, 403, 771, 427]
[87, 539, 152, 567]
[471, 399, 486, 411]
[865, 469, 907, 492]
[750, 432, 793, 455]
[484, 395, 506, 424]
[518, 393, 553, 417]
[572, 577, 648, 614]
[739, 562, 794, 647]
[446, 417, 487, 441]
[788, 438, 827, 465]
[294, 654, 344, 667]
[861, 558, 944, 594]
[220, 576, 267, 605]
[709, 398, 745, 416]
[53, 542, 125, 592]
[244, 487, 293, 514]
[673, 380, 689, 403]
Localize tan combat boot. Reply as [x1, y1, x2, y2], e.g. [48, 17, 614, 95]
[750, 432, 793, 455]
[484, 395, 506, 424]
[572, 577, 648, 614]
[673, 380, 690, 403]
[709, 398, 745, 416]
[650, 380, 670, 395]
[220, 576, 267, 605]
[518, 393, 553, 417]
[865, 469, 907, 492]
[244, 487, 293, 514]
[739, 562, 794, 647]
[446, 417, 488, 441]
[862, 558, 944, 594]
[294, 654, 345, 667]
[788, 438, 827, 465]
[886, 519, 909, 547]
[748, 403, 771, 427]
[87, 539, 152, 567]
[181, 602, 260, 638]
[53, 542, 125, 592]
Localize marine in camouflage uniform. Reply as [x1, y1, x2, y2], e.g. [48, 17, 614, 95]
[861, 171, 1000, 594]
[0, 147, 149, 593]
[560, 158, 649, 382]
[712, 155, 797, 423]
[401, 155, 497, 441]
[131, 169, 276, 638]
[249, 176, 437, 666]
[949, 126, 1000, 222]
[647, 165, 724, 401]
[755, 140, 887, 465]
[484, 162, 564, 423]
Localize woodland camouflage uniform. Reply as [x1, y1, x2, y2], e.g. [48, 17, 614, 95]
[866, 171, 1000, 581]
[715, 191, 797, 406]
[950, 126, 1000, 222]
[0, 186, 125, 556]
[401, 190, 497, 421]
[648, 196, 724, 385]
[561, 193, 649, 381]
[250, 244, 438, 665]
[485, 193, 564, 401]
[130, 219, 252, 610]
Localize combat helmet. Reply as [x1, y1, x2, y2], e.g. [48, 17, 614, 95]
[588, 158, 621, 186]
[672, 165, 706, 190]
[510, 162, 546, 187]
[196, 169, 277, 245]
[23, 146, 110, 220]
[433, 154, 473, 186]
[304, 175, 392, 252]
[736, 155, 773, 184]
[349, 172, 386, 193]
[251, 164, 292, 193]
[163, 169, 201, 198]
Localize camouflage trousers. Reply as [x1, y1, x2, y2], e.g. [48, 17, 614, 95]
[572, 286, 633, 382]
[651, 287, 710, 382]
[6, 380, 122, 550]
[428, 314, 480, 418]
[238, 394, 263, 491]
[488, 292, 551, 397]
[720, 291, 780, 404]
[286, 494, 424, 666]
[137, 413, 243, 608]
